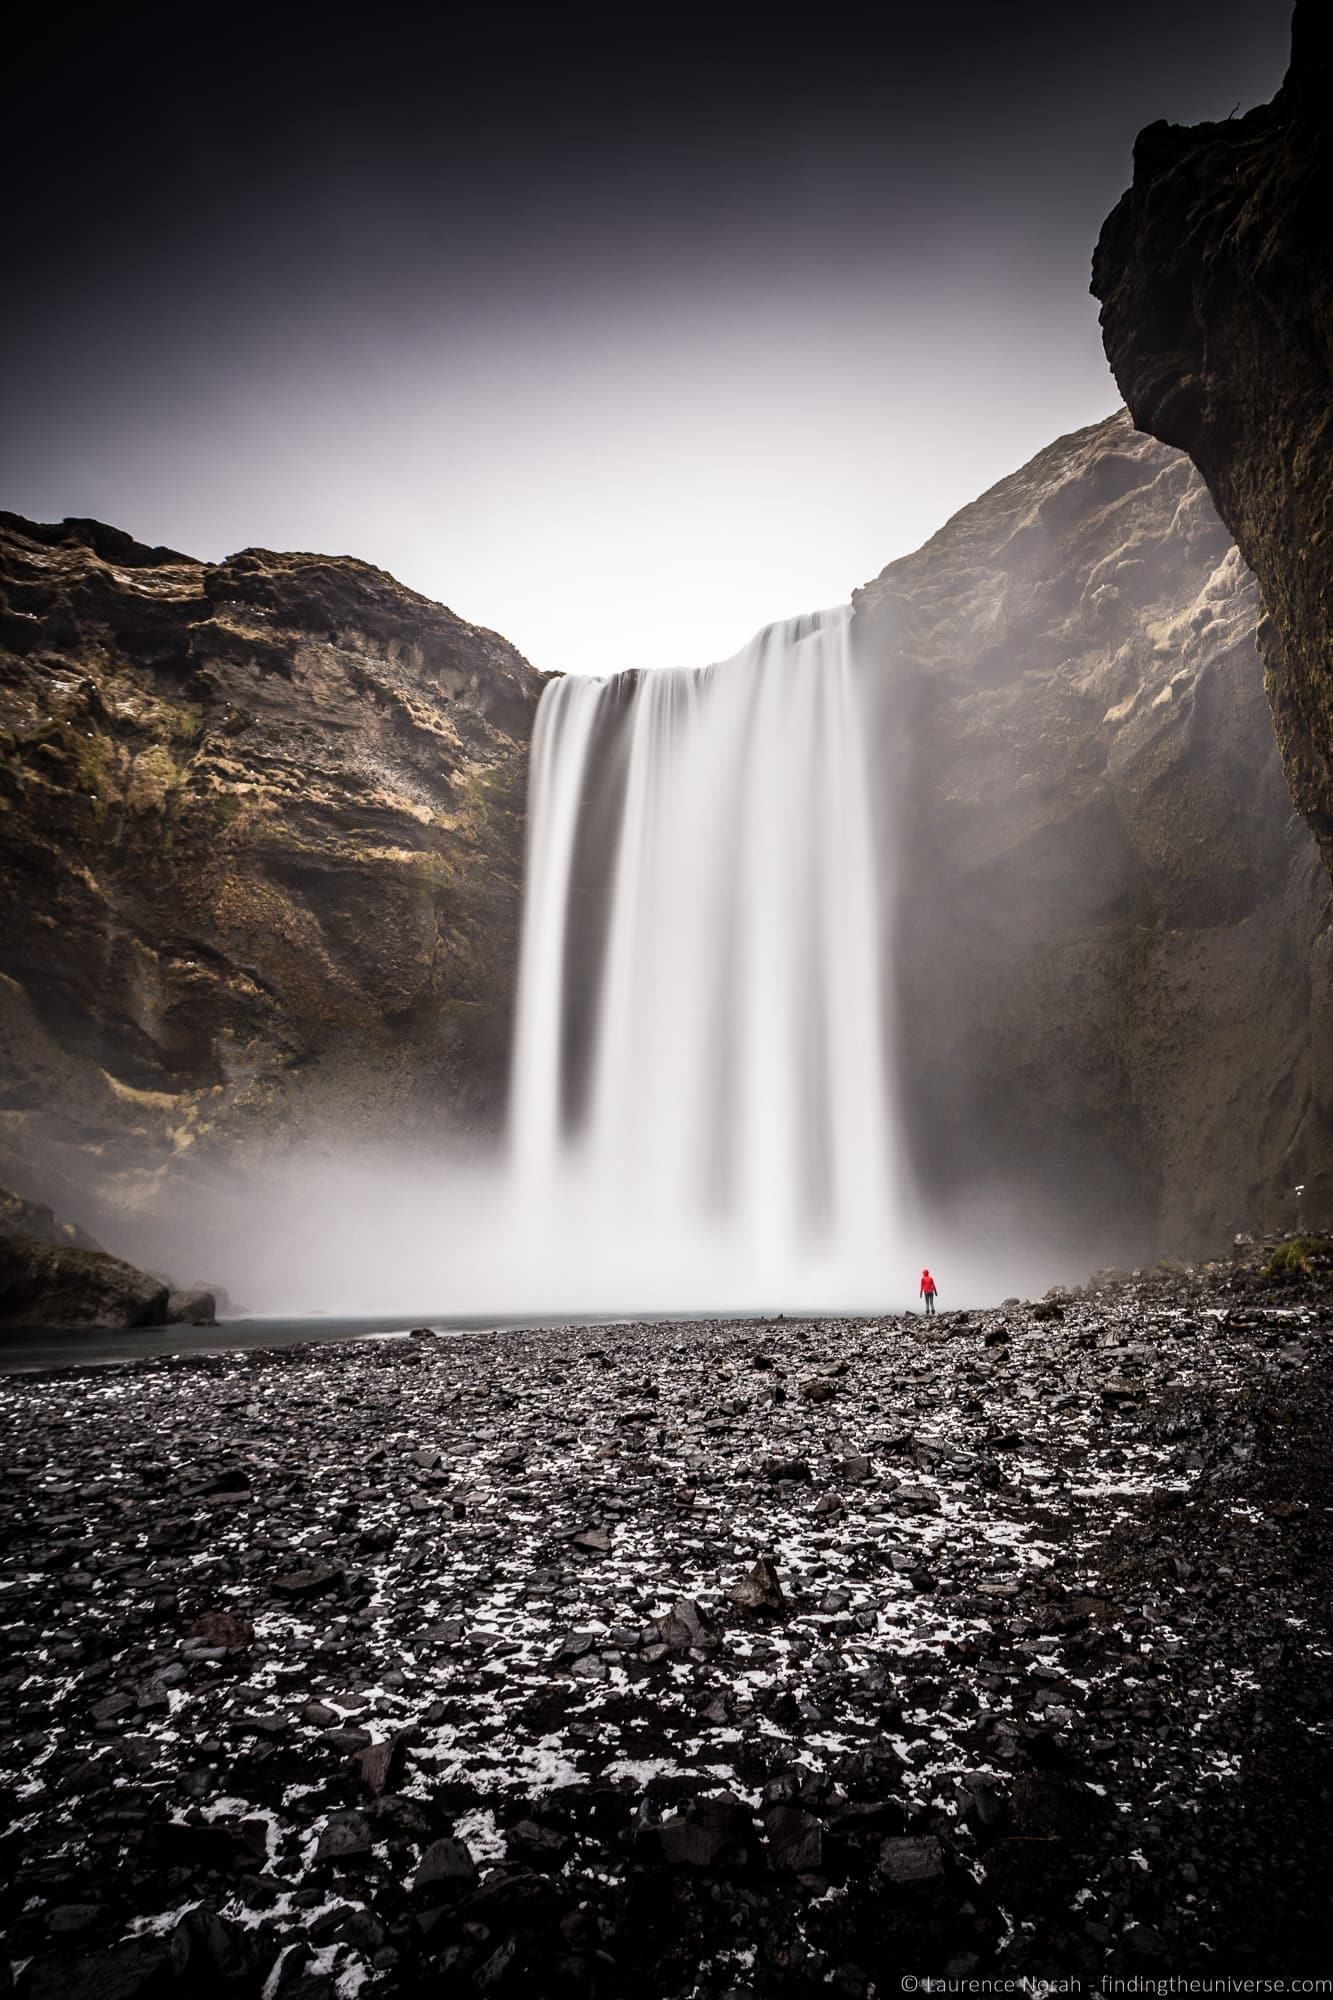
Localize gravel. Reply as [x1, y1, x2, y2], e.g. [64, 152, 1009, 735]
[1, 1253, 1330, 1996]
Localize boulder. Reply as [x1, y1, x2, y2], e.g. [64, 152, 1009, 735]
[728, 1556, 786, 1614]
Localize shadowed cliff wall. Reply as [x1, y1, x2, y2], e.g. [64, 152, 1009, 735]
[1092, 1, 1333, 883]
[855, 412, 1333, 1260]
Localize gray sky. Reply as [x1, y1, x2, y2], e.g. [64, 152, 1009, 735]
[3, 5, 1294, 674]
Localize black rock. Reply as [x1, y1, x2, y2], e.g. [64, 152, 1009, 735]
[507, 1819, 570, 1866]
[169, 1908, 261, 1987]
[315, 1810, 373, 1862]
[16, 1939, 170, 1999]
[762, 1457, 812, 1483]
[658, 1597, 712, 1651]
[353, 1733, 406, 1796]
[764, 1804, 823, 1871]
[271, 1566, 345, 1601]
[654, 1793, 755, 1870]
[728, 1556, 786, 1614]
[878, 1835, 945, 1885]
[414, 1836, 479, 1897]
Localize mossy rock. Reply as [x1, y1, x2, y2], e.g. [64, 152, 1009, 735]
[1260, 1236, 1333, 1281]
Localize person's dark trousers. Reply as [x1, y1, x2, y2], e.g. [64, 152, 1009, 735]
[924, 1294, 935, 1315]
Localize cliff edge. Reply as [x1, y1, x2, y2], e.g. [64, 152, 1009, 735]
[856, 412, 1333, 1259]
[1091, 1, 1333, 880]
[0, 516, 543, 1231]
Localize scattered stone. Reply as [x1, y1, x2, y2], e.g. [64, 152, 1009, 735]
[727, 1555, 786, 1614]
[799, 1376, 837, 1403]
[316, 1810, 374, 1862]
[655, 1793, 754, 1870]
[762, 1456, 811, 1482]
[353, 1733, 406, 1796]
[271, 1565, 345, 1601]
[879, 1835, 945, 1885]
[3, 1252, 1330, 1990]
[764, 1804, 822, 1871]
[659, 1597, 712, 1650]
[413, 1836, 478, 1897]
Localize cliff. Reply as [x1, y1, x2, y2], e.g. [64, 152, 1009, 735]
[855, 411, 1333, 1259]
[1091, 2, 1333, 880]
[0, 515, 543, 1234]
[4, 414, 1326, 1283]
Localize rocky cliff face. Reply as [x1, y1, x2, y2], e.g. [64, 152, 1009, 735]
[4, 415, 1324, 1282]
[1091, 2, 1333, 881]
[855, 411, 1333, 1260]
[0, 515, 542, 1234]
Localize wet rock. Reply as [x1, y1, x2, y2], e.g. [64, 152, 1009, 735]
[353, 1732, 406, 1796]
[507, 1819, 570, 1866]
[201, 1466, 250, 1495]
[475, 1938, 519, 1991]
[315, 1810, 374, 1862]
[727, 1556, 786, 1614]
[271, 1565, 345, 1602]
[414, 1836, 479, 1897]
[654, 1793, 755, 1870]
[46, 1905, 105, 1936]
[16, 1939, 171, 1999]
[169, 1908, 261, 1986]
[89, 1690, 136, 1725]
[878, 1835, 945, 1885]
[763, 1804, 823, 1871]
[762, 1456, 811, 1482]
[658, 1597, 712, 1651]
[5, 1254, 1332, 1989]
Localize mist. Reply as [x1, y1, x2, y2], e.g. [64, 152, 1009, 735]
[109, 1133, 1118, 1325]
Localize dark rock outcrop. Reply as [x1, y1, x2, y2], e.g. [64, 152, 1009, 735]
[0, 1184, 103, 1251]
[0, 1182, 211, 1327]
[165, 1287, 216, 1326]
[0, 1232, 169, 1328]
[855, 412, 1333, 1258]
[1091, 2, 1333, 879]
[0, 514, 544, 1228]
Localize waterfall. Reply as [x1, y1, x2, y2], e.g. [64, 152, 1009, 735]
[508, 607, 905, 1312]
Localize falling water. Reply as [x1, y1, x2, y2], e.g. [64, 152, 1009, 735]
[508, 608, 905, 1311]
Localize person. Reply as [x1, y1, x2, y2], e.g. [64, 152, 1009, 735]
[920, 1267, 938, 1315]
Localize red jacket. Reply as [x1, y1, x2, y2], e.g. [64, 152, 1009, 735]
[920, 1271, 937, 1296]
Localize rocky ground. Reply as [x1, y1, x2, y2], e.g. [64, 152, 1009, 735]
[1, 1254, 1331, 1999]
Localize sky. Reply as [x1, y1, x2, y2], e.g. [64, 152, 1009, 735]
[3, 3, 1294, 676]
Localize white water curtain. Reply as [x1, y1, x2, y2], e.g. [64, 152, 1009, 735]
[508, 608, 904, 1311]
